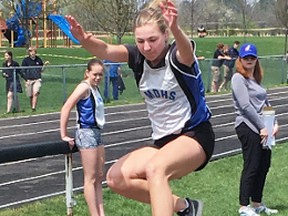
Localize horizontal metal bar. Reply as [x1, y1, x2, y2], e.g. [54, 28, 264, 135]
[0, 141, 78, 164]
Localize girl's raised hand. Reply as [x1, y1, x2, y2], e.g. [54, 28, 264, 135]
[159, 0, 178, 29]
[65, 15, 93, 43]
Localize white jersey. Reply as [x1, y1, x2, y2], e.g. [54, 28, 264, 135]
[91, 87, 105, 128]
[139, 54, 191, 139]
[125, 41, 211, 140]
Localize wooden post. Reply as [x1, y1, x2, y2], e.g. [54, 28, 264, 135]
[36, 17, 39, 48]
[29, 19, 33, 46]
[43, 0, 47, 48]
[10, 11, 14, 48]
[53, 0, 57, 47]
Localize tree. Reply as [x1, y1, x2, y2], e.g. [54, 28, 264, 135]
[275, 0, 288, 54]
[197, 0, 231, 34]
[68, 0, 137, 44]
[179, 0, 201, 38]
[229, 0, 259, 41]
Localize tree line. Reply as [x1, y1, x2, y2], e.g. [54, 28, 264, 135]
[1, 0, 288, 48]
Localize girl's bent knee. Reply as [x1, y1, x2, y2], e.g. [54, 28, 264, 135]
[106, 170, 126, 191]
[145, 162, 166, 181]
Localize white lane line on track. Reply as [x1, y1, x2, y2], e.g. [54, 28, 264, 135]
[0, 191, 67, 209]
[105, 137, 151, 148]
[212, 148, 241, 159]
[0, 158, 37, 167]
[104, 109, 147, 116]
[0, 160, 118, 189]
[212, 103, 288, 118]
[0, 124, 151, 140]
[0, 159, 120, 188]
[0, 93, 287, 131]
[213, 122, 234, 127]
[0, 120, 60, 129]
[0, 103, 147, 122]
[1, 99, 287, 132]
[206, 90, 288, 103]
[0, 167, 81, 187]
[208, 95, 288, 108]
[0, 116, 149, 130]
[1, 106, 287, 140]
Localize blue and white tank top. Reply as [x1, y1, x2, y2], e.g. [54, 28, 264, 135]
[125, 41, 211, 140]
[76, 82, 105, 129]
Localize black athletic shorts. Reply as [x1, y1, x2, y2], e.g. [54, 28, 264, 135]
[154, 121, 215, 171]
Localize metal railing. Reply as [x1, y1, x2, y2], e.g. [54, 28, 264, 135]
[0, 141, 78, 216]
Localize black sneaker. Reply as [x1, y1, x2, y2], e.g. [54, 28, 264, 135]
[177, 198, 203, 216]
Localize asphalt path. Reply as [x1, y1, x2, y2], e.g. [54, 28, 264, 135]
[0, 86, 288, 210]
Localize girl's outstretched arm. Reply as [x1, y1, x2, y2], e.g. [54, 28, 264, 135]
[60, 83, 88, 148]
[66, 15, 129, 62]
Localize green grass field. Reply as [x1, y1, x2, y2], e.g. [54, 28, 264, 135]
[0, 143, 287, 216]
[0, 36, 288, 215]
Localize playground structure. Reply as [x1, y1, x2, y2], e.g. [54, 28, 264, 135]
[0, 0, 83, 48]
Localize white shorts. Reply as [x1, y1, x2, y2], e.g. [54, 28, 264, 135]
[25, 79, 41, 97]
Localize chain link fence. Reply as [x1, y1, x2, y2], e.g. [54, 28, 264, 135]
[0, 56, 287, 115]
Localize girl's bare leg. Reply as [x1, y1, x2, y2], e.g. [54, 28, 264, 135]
[81, 146, 105, 216]
[107, 136, 206, 216]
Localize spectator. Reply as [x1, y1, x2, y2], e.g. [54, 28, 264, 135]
[219, 41, 240, 91]
[2, 50, 24, 113]
[196, 55, 205, 60]
[197, 25, 206, 38]
[231, 43, 279, 216]
[117, 66, 126, 95]
[60, 58, 106, 216]
[21, 46, 49, 112]
[210, 43, 231, 93]
[103, 60, 123, 101]
[67, 0, 215, 215]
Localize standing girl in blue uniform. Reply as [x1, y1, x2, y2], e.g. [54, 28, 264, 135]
[60, 59, 105, 216]
[66, 0, 215, 215]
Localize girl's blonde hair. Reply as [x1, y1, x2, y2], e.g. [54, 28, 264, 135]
[133, 0, 169, 33]
[84, 58, 104, 79]
[235, 58, 264, 84]
[148, 0, 166, 9]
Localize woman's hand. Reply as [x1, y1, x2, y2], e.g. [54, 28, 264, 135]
[272, 123, 279, 136]
[62, 135, 75, 150]
[65, 15, 93, 43]
[260, 128, 268, 145]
